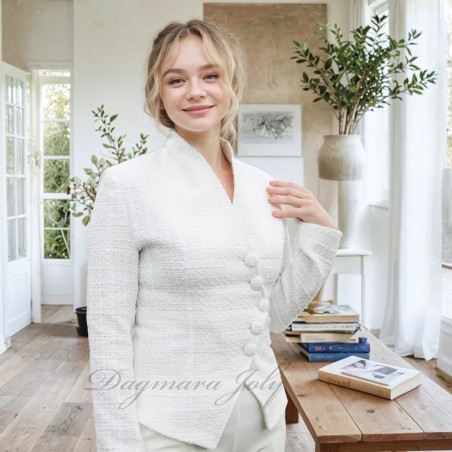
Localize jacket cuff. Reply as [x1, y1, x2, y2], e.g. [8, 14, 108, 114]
[294, 220, 343, 251]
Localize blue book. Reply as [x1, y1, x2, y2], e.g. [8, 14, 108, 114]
[299, 348, 370, 362]
[301, 341, 370, 353]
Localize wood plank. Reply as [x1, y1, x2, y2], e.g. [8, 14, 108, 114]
[0, 337, 88, 449]
[327, 384, 423, 442]
[64, 359, 93, 404]
[366, 330, 452, 439]
[271, 332, 362, 444]
[72, 412, 97, 452]
[332, 438, 452, 452]
[0, 333, 57, 389]
[0, 335, 75, 398]
[30, 433, 79, 452]
[44, 402, 92, 436]
[0, 395, 30, 433]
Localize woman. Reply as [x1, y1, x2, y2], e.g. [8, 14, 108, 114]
[87, 19, 342, 452]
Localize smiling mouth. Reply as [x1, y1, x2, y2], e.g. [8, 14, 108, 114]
[183, 105, 214, 112]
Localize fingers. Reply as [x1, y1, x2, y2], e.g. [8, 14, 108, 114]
[268, 194, 305, 207]
[267, 180, 313, 198]
[267, 181, 336, 228]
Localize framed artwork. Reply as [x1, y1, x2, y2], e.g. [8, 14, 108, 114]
[237, 104, 302, 157]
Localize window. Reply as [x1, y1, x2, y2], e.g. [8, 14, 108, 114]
[365, 0, 390, 206]
[5, 72, 28, 261]
[447, 0, 452, 169]
[38, 70, 71, 259]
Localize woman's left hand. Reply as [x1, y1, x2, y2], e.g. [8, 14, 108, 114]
[266, 180, 338, 230]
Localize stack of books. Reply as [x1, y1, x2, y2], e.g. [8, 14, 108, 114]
[284, 301, 370, 362]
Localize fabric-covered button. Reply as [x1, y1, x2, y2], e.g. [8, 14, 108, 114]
[258, 298, 269, 312]
[249, 276, 263, 290]
[244, 343, 257, 356]
[244, 253, 258, 268]
[250, 321, 264, 335]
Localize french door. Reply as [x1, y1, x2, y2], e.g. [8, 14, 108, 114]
[2, 63, 32, 339]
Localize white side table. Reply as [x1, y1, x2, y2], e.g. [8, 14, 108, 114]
[330, 248, 372, 326]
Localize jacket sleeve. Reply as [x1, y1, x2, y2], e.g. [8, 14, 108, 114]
[268, 216, 343, 333]
[86, 168, 145, 451]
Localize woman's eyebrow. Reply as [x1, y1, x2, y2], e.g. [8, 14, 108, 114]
[162, 64, 218, 77]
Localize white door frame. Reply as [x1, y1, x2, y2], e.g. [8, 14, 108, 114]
[1, 62, 35, 346]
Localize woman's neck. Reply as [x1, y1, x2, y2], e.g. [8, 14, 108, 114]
[175, 127, 229, 173]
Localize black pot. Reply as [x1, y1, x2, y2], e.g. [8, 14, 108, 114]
[75, 306, 88, 337]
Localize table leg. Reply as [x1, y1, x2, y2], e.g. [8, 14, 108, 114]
[284, 386, 299, 424]
[315, 443, 339, 452]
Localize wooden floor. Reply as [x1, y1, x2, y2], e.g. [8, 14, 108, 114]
[0, 305, 451, 452]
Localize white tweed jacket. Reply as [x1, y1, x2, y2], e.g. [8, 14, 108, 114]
[86, 130, 342, 451]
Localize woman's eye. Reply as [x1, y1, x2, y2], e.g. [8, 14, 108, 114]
[169, 78, 184, 85]
[205, 73, 219, 81]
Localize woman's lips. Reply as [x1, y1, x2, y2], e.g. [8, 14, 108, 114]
[183, 105, 214, 116]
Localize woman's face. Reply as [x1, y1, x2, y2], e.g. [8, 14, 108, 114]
[159, 35, 231, 138]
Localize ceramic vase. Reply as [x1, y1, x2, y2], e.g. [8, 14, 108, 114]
[318, 135, 365, 248]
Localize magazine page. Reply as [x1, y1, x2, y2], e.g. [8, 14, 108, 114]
[340, 357, 418, 387]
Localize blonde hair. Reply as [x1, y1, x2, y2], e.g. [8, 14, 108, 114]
[144, 19, 246, 145]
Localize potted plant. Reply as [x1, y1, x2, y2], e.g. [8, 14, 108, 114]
[68, 105, 149, 226]
[68, 105, 149, 336]
[291, 15, 437, 247]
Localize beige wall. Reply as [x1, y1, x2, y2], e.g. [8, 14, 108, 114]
[204, 3, 331, 192]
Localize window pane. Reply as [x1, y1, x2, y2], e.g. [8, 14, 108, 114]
[17, 139, 25, 175]
[43, 121, 70, 156]
[44, 199, 70, 228]
[6, 75, 13, 104]
[6, 137, 14, 174]
[16, 106, 24, 136]
[7, 219, 16, 261]
[43, 159, 70, 193]
[15, 79, 24, 106]
[42, 83, 70, 120]
[18, 217, 26, 258]
[44, 229, 70, 259]
[6, 177, 15, 217]
[17, 178, 25, 215]
[6, 105, 14, 134]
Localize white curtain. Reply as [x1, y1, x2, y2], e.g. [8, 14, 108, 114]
[349, 0, 368, 36]
[379, 0, 446, 359]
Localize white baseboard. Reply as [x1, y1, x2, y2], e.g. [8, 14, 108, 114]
[41, 297, 73, 305]
[437, 356, 452, 378]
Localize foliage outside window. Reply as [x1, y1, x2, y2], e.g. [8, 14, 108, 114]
[40, 71, 71, 259]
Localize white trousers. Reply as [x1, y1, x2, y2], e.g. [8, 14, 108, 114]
[139, 386, 286, 451]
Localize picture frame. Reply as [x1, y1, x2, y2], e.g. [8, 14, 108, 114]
[237, 104, 302, 157]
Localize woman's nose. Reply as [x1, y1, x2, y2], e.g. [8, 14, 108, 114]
[186, 81, 206, 100]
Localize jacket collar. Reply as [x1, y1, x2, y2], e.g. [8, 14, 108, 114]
[163, 129, 235, 168]
[163, 129, 237, 206]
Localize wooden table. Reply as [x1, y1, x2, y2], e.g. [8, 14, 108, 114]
[270, 329, 452, 452]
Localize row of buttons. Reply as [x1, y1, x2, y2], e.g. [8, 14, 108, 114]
[243, 253, 269, 357]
